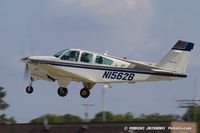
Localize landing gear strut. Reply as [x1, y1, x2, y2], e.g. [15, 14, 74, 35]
[57, 87, 68, 97]
[80, 88, 90, 98]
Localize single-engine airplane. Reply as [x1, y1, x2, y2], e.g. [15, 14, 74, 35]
[22, 40, 194, 98]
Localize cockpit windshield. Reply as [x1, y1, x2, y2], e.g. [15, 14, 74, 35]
[54, 49, 68, 58]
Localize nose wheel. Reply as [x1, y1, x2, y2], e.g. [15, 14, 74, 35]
[25, 78, 34, 94]
[80, 88, 90, 98]
[57, 87, 68, 97]
[26, 85, 33, 94]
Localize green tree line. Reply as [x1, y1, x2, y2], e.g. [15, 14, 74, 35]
[30, 111, 182, 123]
[30, 108, 200, 132]
[0, 87, 16, 124]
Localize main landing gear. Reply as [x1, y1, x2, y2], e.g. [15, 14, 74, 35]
[79, 82, 94, 98]
[57, 87, 68, 97]
[57, 87, 90, 98]
[80, 88, 90, 98]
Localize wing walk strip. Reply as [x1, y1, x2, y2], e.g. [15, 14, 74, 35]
[34, 60, 187, 78]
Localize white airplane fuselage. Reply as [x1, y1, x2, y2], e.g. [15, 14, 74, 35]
[22, 40, 194, 98]
[25, 54, 181, 85]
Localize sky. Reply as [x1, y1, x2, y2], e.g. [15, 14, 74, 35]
[0, 0, 200, 123]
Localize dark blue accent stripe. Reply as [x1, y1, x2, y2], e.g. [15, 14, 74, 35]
[172, 41, 194, 51]
[186, 42, 194, 51]
[37, 60, 187, 78]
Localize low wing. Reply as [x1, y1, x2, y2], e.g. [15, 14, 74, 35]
[38, 64, 95, 83]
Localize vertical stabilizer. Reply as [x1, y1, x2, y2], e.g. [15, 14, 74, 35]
[156, 40, 194, 73]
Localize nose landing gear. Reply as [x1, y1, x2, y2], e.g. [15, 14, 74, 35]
[25, 78, 34, 94]
[26, 85, 33, 94]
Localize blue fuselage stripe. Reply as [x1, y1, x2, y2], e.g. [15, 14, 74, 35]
[37, 60, 187, 78]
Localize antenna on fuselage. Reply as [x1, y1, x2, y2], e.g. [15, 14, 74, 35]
[104, 50, 109, 55]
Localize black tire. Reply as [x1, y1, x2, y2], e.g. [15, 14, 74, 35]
[26, 86, 33, 94]
[80, 88, 90, 98]
[57, 87, 68, 97]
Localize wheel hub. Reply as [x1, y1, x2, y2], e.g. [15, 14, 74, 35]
[80, 88, 90, 98]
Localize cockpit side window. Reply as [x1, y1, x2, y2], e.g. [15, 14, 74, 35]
[80, 52, 93, 63]
[95, 55, 113, 65]
[54, 49, 68, 58]
[60, 50, 80, 62]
